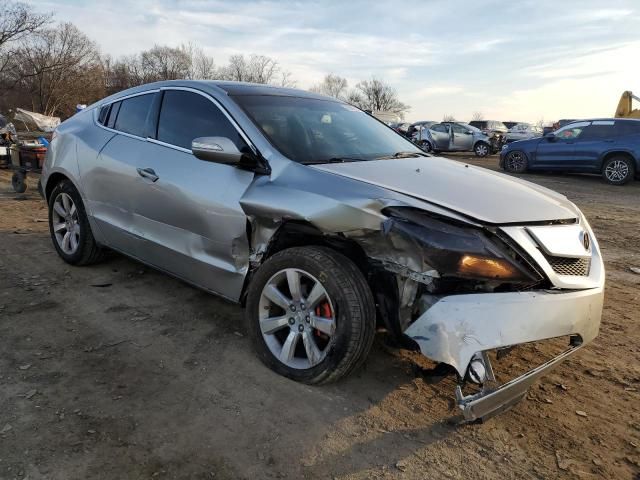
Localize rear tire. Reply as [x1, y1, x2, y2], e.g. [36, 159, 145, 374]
[48, 180, 104, 265]
[602, 155, 634, 185]
[11, 171, 27, 193]
[246, 246, 375, 385]
[474, 142, 490, 157]
[504, 150, 528, 173]
[419, 140, 432, 153]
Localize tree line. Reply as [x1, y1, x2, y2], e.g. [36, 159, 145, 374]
[0, 1, 410, 119]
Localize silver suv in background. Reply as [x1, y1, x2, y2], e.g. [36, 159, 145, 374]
[418, 121, 493, 156]
[505, 123, 543, 143]
[41, 81, 604, 421]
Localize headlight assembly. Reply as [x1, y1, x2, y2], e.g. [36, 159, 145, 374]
[381, 207, 540, 284]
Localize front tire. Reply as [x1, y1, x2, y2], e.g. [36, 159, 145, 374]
[246, 246, 375, 385]
[474, 142, 490, 157]
[504, 150, 528, 173]
[48, 180, 104, 265]
[602, 156, 634, 185]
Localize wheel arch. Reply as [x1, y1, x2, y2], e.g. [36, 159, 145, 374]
[44, 169, 83, 204]
[251, 219, 371, 282]
[598, 150, 637, 172]
[241, 219, 393, 328]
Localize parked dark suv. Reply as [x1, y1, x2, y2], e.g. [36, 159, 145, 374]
[500, 118, 640, 185]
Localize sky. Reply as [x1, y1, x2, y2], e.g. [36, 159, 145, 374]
[34, 0, 640, 123]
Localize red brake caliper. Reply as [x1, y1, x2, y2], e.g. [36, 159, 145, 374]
[314, 301, 332, 339]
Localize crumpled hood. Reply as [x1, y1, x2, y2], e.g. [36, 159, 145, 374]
[310, 156, 578, 224]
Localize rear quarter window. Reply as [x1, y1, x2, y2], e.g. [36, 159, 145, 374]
[114, 94, 154, 137]
[616, 121, 640, 137]
[97, 105, 109, 125]
[106, 102, 121, 129]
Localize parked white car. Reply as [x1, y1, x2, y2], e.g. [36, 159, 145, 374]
[505, 123, 543, 143]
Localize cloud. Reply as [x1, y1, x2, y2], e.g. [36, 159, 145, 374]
[464, 38, 510, 53]
[31, 0, 640, 123]
[415, 86, 464, 97]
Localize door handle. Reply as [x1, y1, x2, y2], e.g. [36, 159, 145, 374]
[137, 167, 159, 182]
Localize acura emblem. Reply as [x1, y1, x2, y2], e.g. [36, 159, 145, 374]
[581, 231, 590, 251]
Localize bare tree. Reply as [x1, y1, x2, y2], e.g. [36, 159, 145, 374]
[344, 89, 365, 108]
[278, 70, 296, 88]
[140, 44, 191, 82]
[353, 77, 410, 118]
[0, 1, 49, 75]
[471, 111, 484, 121]
[8, 22, 104, 116]
[189, 47, 216, 80]
[0, 1, 48, 48]
[103, 54, 138, 94]
[220, 54, 294, 86]
[443, 114, 456, 122]
[310, 74, 348, 99]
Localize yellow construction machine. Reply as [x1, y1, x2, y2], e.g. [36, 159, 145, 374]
[615, 91, 640, 118]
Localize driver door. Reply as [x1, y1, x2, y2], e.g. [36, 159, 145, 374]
[128, 89, 256, 301]
[429, 123, 451, 150]
[535, 121, 589, 170]
[451, 123, 474, 151]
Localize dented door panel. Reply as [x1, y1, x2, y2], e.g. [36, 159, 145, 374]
[129, 141, 254, 301]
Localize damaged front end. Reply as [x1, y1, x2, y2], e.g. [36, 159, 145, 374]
[347, 206, 604, 422]
[349, 206, 545, 336]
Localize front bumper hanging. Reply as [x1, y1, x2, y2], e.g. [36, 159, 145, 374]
[404, 285, 604, 421]
[455, 343, 583, 421]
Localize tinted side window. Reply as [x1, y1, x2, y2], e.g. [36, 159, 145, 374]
[157, 90, 245, 151]
[431, 124, 448, 133]
[106, 102, 121, 129]
[98, 105, 109, 125]
[581, 124, 614, 140]
[115, 94, 154, 137]
[451, 124, 467, 134]
[616, 121, 640, 136]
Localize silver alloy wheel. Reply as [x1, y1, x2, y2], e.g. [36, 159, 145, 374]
[52, 192, 81, 255]
[258, 268, 336, 370]
[604, 159, 629, 183]
[506, 151, 525, 171]
[420, 140, 432, 152]
[476, 143, 489, 156]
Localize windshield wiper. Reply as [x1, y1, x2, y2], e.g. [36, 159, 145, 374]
[302, 157, 365, 165]
[374, 151, 428, 160]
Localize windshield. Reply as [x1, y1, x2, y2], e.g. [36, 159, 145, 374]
[232, 95, 422, 164]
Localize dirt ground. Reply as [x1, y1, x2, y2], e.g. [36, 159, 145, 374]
[0, 156, 639, 480]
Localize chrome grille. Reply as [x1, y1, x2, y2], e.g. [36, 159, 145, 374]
[544, 255, 591, 276]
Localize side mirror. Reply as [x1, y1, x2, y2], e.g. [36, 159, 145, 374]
[192, 137, 242, 164]
[544, 132, 556, 141]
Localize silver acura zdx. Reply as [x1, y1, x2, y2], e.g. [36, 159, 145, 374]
[41, 81, 604, 421]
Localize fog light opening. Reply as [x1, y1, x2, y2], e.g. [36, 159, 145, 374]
[466, 352, 495, 385]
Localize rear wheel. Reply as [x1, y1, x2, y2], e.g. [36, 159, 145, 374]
[419, 140, 432, 153]
[48, 180, 104, 265]
[11, 171, 27, 193]
[474, 142, 490, 157]
[246, 246, 375, 384]
[602, 156, 634, 185]
[504, 150, 528, 173]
